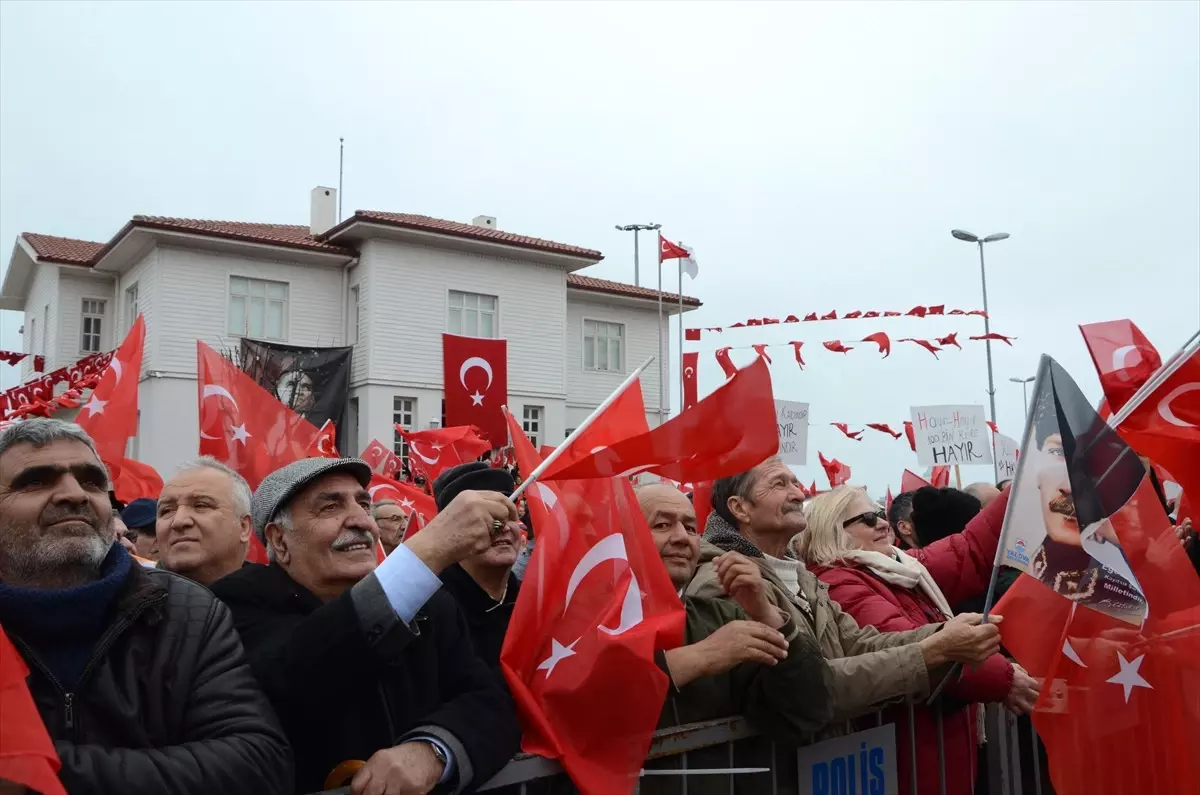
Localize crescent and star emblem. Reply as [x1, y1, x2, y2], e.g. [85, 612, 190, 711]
[684, 366, 695, 378]
[199, 384, 250, 444]
[1158, 382, 1200, 428]
[1111, 345, 1139, 374]
[537, 533, 645, 678]
[81, 359, 123, 419]
[459, 356, 493, 406]
[409, 440, 440, 465]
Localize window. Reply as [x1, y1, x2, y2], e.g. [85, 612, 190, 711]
[583, 319, 625, 372]
[393, 397, 416, 459]
[523, 406, 544, 447]
[228, 276, 288, 340]
[349, 285, 361, 345]
[81, 299, 106, 353]
[125, 283, 139, 329]
[447, 290, 498, 338]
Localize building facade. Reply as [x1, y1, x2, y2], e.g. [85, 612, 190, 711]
[0, 188, 699, 478]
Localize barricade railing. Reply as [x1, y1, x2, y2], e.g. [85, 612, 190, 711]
[313, 701, 1049, 794]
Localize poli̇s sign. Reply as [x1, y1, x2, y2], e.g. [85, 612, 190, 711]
[797, 724, 897, 795]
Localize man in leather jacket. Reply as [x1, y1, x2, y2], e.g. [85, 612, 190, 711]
[0, 419, 293, 795]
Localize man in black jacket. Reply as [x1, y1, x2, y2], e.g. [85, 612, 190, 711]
[0, 418, 292, 795]
[211, 457, 521, 795]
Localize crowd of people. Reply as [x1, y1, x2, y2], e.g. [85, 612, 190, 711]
[2, 416, 1193, 795]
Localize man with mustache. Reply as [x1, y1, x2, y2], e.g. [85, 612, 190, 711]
[0, 419, 292, 795]
[431, 462, 522, 668]
[210, 457, 520, 795]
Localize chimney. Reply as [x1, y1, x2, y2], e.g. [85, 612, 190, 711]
[472, 215, 497, 230]
[311, 186, 337, 236]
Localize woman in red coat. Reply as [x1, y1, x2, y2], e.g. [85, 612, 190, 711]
[794, 485, 1039, 795]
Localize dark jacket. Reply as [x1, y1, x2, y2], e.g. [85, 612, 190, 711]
[210, 562, 521, 795]
[438, 564, 520, 668]
[640, 595, 834, 795]
[6, 563, 293, 795]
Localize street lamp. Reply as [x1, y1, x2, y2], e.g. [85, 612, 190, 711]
[1009, 375, 1035, 421]
[951, 229, 1010, 432]
[615, 223, 661, 287]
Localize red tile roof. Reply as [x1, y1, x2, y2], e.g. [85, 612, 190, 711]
[22, 233, 104, 265]
[20, 213, 696, 307]
[567, 273, 701, 306]
[330, 211, 604, 260]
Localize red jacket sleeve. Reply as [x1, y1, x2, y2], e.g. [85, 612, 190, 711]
[910, 488, 1010, 606]
[818, 568, 921, 634]
[943, 651, 1013, 704]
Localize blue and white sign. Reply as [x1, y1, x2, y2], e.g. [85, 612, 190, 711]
[796, 723, 898, 795]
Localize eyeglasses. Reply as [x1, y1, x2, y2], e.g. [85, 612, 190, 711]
[842, 509, 887, 530]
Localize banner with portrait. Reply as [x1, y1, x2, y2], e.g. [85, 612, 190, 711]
[238, 339, 353, 450]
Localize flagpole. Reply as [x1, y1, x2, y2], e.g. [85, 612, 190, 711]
[506, 355, 655, 503]
[657, 252, 666, 428]
[678, 247, 684, 414]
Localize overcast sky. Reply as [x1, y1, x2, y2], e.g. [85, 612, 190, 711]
[2, 0, 1197, 495]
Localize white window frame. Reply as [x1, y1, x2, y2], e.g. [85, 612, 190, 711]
[28, 317, 37, 355]
[447, 290, 499, 338]
[125, 283, 139, 330]
[349, 285, 361, 345]
[227, 275, 289, 341]
[80, 297, 107, 354]
[582, 317, 626, 373]
[393, 396, 417, 460]
[523, 405, 544, 447]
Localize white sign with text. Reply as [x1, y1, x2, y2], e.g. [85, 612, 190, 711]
[994, 432, 1019, 481]
[795, 723, 898, 795]
[775, 400, 810, 466]
[909, 404, 993, 467]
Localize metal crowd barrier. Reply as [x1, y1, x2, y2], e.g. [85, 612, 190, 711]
[314, 701, 1051, 795]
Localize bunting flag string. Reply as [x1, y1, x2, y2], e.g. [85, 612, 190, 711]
[0, 350, 45, 371]
[699, 330, 1014, 372]
[684, 305, 987, 340]
[0, 350, 114, 420]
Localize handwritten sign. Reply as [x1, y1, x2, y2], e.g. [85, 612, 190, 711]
[775, 400, 809, 465]
[796, 723, 898, 795]
[994, 432, 1019, 481]
[909, 404, 993, 467]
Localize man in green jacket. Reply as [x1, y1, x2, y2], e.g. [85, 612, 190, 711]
[637, 484, 834, 795]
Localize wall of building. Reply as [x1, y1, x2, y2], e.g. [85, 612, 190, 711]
[134, 375, 198, 478]
[115, 246, 160, 379]
[564, 294, 669, 419]
[19, 263, 58, 380]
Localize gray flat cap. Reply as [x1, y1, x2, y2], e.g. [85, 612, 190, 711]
[252, 457, 373, 542]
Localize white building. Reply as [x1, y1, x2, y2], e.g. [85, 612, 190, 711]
[0, 188, 700, 477]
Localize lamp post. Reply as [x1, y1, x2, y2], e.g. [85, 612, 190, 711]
[616, 223, 664, 423]
[951, 229, 1009, 432]
[1009, 375, 1035, 421]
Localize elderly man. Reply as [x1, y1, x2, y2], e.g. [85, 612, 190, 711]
[156, 457, 254, 586]
[964, 481, 1002, 508]
[431, 462, 522, 667]
[692, 456, 1003, 725]
[0, 419, 292, 795]
[372, 498, 409, 556]
[210, 457, 521, 795]
[121, 497, 160, 560]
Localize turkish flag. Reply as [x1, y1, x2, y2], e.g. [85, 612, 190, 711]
[861, 331, 891, 358]
[1115, 345, 1200, 507]
[751, 343, 772, 364]
[399, 425, 492, 482]
[901, 468, 932, 493]
[818, 452, 851, 487]
[544, 357, 777, 484]
[361, 439, 404, 479]
[866, 422, 902, 439]
[713, 347, 737, 379]
[443, 333, 508, 444]
[76, 315, 145, 464]
[541, 379, 649, 478]
[196, 342, 321, 489]
[658, 234, 689, 262]
[903, 421, 917, 451]
[823, 340, 853, 354]
[502, 414, 685, 795]
[108, 457, 163, 504]
[682, 352, 698, 411]
[0, 627, 67, 795]
[307, 420, 339, 458]
[1079, 319, 1163, 414]
[368, 474, 437, 540]
[788, 341, 806, 370]
[930, 465, 951, 488]
[684, 328, 701, 341]
[830, 422, 864, 441]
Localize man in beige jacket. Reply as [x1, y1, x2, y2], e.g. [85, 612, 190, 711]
[687, 457, 1003, 725]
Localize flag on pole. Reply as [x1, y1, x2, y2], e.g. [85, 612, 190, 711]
[679, 242, 698, 279]
[658, 234, 689, 263]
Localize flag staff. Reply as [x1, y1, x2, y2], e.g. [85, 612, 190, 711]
[678, 244, 685, 412]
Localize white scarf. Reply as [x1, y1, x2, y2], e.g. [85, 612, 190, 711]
[841, 547, 954, 620]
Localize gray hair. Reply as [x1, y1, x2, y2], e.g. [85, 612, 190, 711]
[0, 419, 107, 480]
[710, 457, 781, 528]
[265, 504, 293, 563]
[372, 499, 399, 519]
[173, 456, 252, 519]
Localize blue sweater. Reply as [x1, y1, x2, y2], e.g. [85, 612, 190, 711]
[0, 542, 131, 690]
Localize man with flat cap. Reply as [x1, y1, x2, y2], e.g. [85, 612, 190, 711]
[210, 457, 521, 795]
[432, 462, 522, 668]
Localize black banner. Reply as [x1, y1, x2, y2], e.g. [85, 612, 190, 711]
[238, 339, 352, 449]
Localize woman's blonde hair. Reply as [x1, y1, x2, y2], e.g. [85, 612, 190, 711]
[792, 485, 880, 568]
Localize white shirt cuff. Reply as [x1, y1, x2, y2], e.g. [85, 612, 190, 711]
[373, 543, 441, 623]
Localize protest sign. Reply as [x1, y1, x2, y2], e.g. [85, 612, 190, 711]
[909, 404, 993, 467]
[795, 723, 898, 795]
[994, 432, 1019, 481]
[775, 400, 809, 465]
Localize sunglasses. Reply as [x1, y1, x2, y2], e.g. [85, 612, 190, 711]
[843, 509, 887, 530]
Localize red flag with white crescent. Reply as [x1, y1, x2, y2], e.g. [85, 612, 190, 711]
[306, 420, 339, 459]
[77, 315, 145, 465]
[682, 352, 698, 411]
[658, 234, 689, 262]
[361, 439, 404, 479]
[399, 425, 493, 482]
[443, 333, 508, 444]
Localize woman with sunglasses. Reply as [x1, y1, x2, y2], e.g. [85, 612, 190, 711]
[793, 485, 1038, 795]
